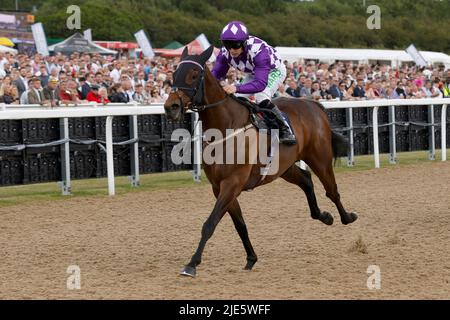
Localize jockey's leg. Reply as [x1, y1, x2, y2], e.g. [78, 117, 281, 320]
[258, 99, 297, 145]
[254, 66, 296, 145]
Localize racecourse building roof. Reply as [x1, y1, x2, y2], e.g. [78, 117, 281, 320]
[276, 47, 450, 69]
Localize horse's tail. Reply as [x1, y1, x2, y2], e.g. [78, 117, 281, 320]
[331, 131, 348, 159]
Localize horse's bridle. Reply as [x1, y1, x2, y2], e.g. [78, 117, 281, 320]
[172, 59, 227, 112]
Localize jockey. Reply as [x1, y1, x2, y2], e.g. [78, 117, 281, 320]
[212, 21, 297, 145]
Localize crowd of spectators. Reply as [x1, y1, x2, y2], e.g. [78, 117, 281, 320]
[0, 51, 177, 106]
[0, 50, 449, 107]
[275, 60, 450, 101]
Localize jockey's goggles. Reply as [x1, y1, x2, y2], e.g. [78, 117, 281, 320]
[222, 40, 245, 50]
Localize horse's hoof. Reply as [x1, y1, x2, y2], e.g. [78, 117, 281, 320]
[180, 265, 196, 278]
[244, 258, 257, 270]
[319, 211, 334, 225]
[342, 212, 358, 225]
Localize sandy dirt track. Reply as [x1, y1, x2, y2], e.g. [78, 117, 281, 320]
[0, 162, 449, 299]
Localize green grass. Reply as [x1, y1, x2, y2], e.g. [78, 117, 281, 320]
[0, 171, 209, 207]
[0, 149, 448, 207]
[332, 149, 449, 173]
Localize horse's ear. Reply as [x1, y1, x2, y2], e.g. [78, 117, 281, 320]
[199, 45, 214, 64]
[181, 46, 189, 60]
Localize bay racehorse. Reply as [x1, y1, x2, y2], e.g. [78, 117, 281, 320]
[164, 46, 358, 277]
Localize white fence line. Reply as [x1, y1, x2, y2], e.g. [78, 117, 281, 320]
[321, 98, 449, 168]
[1, 98, 448, 195]
[0, 102, 187, 196]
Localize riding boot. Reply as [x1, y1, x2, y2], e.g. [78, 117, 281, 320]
[261, 101, 297, 145]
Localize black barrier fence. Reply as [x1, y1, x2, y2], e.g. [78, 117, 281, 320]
[0, 113, 194, 187]
[1, 106, 449, 187]
[325, 104, 450, 156]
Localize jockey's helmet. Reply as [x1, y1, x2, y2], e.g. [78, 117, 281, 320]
[220, 21, 249, 49]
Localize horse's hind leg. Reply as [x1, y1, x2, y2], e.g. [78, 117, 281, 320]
[282, 165, 334, 225]
[305, 154, 358, 225]
[227, 199, 258, 270]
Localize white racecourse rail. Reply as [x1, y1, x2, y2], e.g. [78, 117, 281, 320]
[320, 98, 448, 168]
[0, 98, 448, 195]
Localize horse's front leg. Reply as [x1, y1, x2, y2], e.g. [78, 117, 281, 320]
[180, 177, 242, 277]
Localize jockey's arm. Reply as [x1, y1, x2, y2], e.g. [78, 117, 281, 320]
[211, 51, 230, 80]
[236, 52, 270, 94]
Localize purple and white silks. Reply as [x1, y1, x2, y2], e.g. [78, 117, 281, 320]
[212, 36, 283, 94]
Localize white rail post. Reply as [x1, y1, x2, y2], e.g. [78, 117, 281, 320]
[388, 105, 397, 164]
[106, 116, 115, 195]
[346, 107, 354, 166]
[428, 105, 436, 160]
[372, 106, 380, 168]
[129, 115, 140, 187]
[192, 112, 202, 182]
[59, 117, 71, 195]
[442, 104, 447, 162]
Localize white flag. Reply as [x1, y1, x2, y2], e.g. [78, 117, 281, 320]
[196, 33, 211, 50]
[31, 23, 49, 56]
[83, 29, 92, 42]
[134, 29, 155, 58]
[196, 33, 216, 62]
[405, 44, 428, 67]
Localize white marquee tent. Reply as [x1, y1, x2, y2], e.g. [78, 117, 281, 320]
[47, 33, 117, 55]
[0, 44, 18, 54]
[275, 47, 450, 69]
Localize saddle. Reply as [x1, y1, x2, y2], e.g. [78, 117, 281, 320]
[231, 96, 292, 131]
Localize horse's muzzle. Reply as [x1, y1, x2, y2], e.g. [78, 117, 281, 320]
[164, 103, 183, 121]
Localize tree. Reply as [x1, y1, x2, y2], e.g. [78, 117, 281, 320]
[32, 0, 449, 52]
